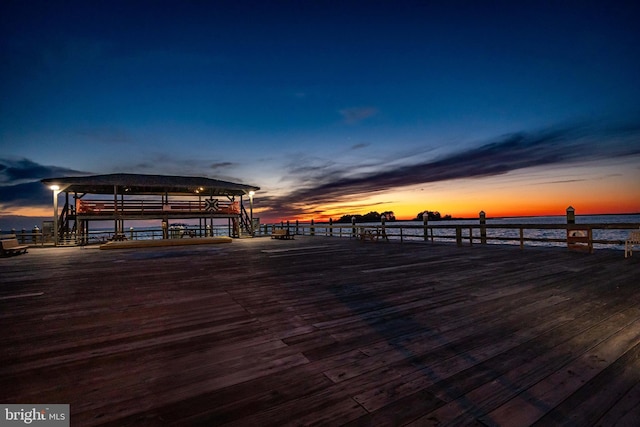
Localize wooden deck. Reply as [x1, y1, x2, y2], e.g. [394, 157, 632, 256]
[1, 237, 639, 426]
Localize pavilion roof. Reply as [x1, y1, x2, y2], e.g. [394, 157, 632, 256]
[41, 173, 259, 196]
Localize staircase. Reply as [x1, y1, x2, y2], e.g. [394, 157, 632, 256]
[57, 202, 80, 245]
[240, 205, 253, 236]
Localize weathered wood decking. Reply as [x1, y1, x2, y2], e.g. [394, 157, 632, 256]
[1, 237, 639, 426]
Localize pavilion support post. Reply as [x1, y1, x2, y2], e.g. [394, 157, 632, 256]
[249, 191, 255, 236]
[52, 189, 59, 246]
[198, 195, 202, 236]
[64, 191, 70, 239]
[113, 186, 118, 236]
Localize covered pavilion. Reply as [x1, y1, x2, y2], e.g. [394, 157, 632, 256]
[40, 173, 259, 245]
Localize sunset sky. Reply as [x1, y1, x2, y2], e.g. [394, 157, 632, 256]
[2, 0, 640, 223]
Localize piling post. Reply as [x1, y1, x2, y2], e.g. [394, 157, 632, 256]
[32, 225, 39, 244]
[479, 211, 486, 244]
[566, 206, 575, 224]
[130, 227, 134, 240]
[310, 219, 315, 236]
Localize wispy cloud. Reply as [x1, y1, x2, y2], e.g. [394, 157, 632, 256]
[339, 107, 378, 124]
[210, 162, 234, 169]
[0, 158, 88, 208]
[350, 142, 371, 150]
[262, 121, 640, 217]
[0, 158, 86, 186]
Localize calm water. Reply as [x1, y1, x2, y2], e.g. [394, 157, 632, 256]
[306, 214, 640, 250]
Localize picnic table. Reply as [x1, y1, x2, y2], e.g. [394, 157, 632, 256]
[358, 226, 388, 242]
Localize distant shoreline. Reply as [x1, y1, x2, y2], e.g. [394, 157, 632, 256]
[360, 212, 640, 223]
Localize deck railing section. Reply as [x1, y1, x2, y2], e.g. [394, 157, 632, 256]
[258, 222, 640, 250]
[76, 199, 240, 215]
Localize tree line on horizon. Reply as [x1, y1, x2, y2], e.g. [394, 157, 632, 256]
[334, 210, 452, 223]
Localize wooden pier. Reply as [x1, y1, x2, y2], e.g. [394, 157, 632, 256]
[1, 237, 639, 426]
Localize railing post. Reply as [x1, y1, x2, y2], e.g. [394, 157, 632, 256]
[381, 214, 387, 241]
[520, 228, 524, 249]
[310, 219, 315, 236]
[295, 220, 299, 235]
[456, 226, 462, 246]
[479, 211, 486, 244]
[423, 213, 428, 241]
[286, 220, 290, 234]
[352, 216, 356, 238]
[329, 218, 333, 237]
[130, 227, 134, 240]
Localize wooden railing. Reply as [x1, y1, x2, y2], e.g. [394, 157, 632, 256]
[258, 221, 640, 250]
[0, 231, 49, 246]
[76, 199, 240, 215]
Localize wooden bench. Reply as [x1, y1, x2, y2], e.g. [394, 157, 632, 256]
[625, 230, 640, 258]
[271, 229, 294, 240]
[0, 235, 29, 256]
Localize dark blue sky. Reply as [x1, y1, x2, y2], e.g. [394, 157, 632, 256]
[2, 0, 639, 220]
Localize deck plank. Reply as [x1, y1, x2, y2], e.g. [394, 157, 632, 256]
[1, 237, 639, 425]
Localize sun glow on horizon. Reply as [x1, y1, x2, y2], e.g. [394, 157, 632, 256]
[261, 162, 640, 222]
